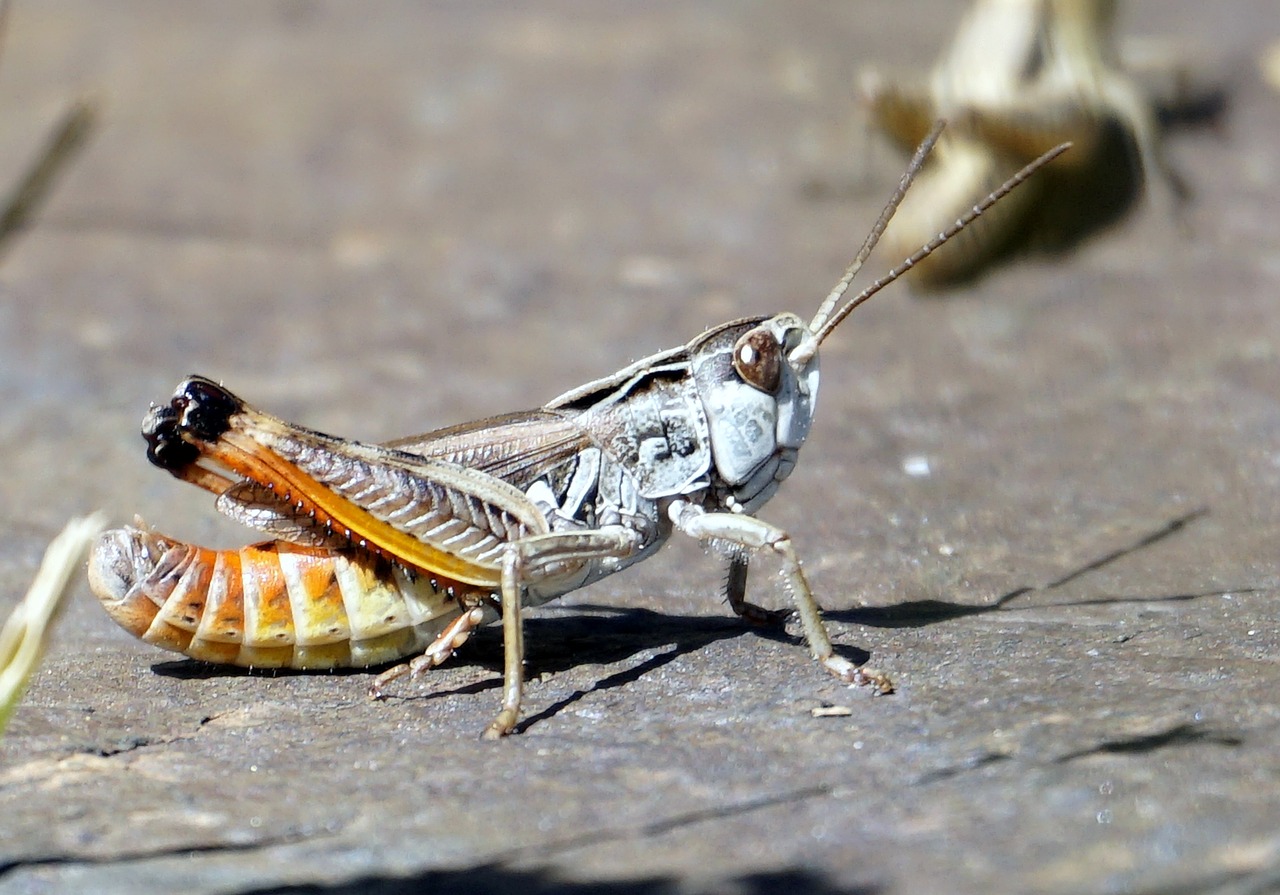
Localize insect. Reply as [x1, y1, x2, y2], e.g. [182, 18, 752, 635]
[90, 126, 1067, 737]
[858, 0, 1191, 288]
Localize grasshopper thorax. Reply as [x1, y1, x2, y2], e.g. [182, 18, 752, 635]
[691, 312, 820, 513]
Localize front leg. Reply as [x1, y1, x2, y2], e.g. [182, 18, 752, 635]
[483, 525, 645, 739]
[671, 501, 893, 695]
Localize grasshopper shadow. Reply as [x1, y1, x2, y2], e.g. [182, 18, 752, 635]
[519, 604, 830, 670]
[151, 604, 823, 687]
[149, 604, 841, 734]
[242, 865, 882, 895]
[826, 508, 1254, 630]
[508, 606, 871, 733]
[831, 584, 1259, 630]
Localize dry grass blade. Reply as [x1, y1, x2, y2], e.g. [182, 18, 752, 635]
[0, 98, 98, 252]
[0, 513, 107, 734]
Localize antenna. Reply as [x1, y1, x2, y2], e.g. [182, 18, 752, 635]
[813, 140, 1071, 345]
[810, 120, 946, 333]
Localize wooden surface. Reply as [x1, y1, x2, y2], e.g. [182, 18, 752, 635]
[1, 3, 1277, 893]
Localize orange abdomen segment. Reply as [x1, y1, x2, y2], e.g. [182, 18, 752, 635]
[279, 548, 350, 645]
[89, 525, 485, 670]
[200, 549, 248, 643]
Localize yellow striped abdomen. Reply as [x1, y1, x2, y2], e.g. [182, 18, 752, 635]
[88, 523, 490, 669]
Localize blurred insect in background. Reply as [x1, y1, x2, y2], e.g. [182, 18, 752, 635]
[859, 0, 1222, 288]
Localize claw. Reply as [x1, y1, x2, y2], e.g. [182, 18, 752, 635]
[482, 707, 518, 740]
[823, 655, 895, 695]
[735, 602, 793, 628]
[854, 667, 895, 695]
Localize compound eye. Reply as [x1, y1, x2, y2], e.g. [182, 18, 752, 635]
[732, 328, 782, 393]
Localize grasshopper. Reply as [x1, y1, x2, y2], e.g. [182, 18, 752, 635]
[859, 0, 1189, 287]
[90, 127, 1067, 737]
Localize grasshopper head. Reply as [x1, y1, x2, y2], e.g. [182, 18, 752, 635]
[691, 314, 821, 507]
